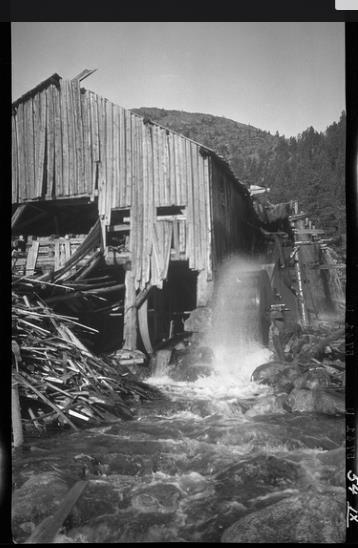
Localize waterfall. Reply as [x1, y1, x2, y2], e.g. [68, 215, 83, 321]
[205, 256, 272, 383]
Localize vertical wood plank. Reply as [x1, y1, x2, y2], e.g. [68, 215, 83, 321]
[185, 139, 193, 267]
[204, 156, 213, 279]
[152, 125, 159, 207]
[169, 132, 176, 206]
[71, 79, 84, 195]
[25, 240, 40, 275]
[191, 143, 200, 270]
[11, 114, 19, 203]
[60, 80, 70, 197]
[81, 90, 91, 196]
[23, 99, 34, 199]
[38, 90, 48, 197]
[123, 270, 138, 350]
[17, 103, 25, 201]
[125, 111, 132, 207]
[45, 87, 55, 199]
[165, 132, 171, 206]
[112, 104, 120, 209]
[118, 106, 126, 206]
[174, 134, 181, 205]
[53, 85, 63, 198]
[198, 153, 207, 271]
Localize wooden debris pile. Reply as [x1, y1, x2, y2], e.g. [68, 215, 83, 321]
[12, 278, 162, 435]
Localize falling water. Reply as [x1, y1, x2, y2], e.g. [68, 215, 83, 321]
[205, 256, 272, 383]
[150, 255, 272, 405]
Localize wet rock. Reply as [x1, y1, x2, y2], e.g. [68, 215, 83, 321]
[183, 307, 211, 333]
[287, 388, 316, 412]
[287, 388, 345, 415]
[66, 510, 176, 543]
[214, 455, 303, 502]
[178, 471, 212, 495]
[221, 490, 345, 543]
[130, 483, 182, 513]
[316, 447, 345, 487]
[245, 394, 289, 417]
[70, 480, 124, 526]
[251, 361, 300, 393]
[293, 368, 330, 390]
[12, 472, 69, 542]
[251, 361, 287, 382]
[314, 389, 345, 415]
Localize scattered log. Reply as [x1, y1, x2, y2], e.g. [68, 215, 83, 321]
[24, 480, 88, 544]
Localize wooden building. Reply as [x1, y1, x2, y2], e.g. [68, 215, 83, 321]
[11, 72, 282, 352]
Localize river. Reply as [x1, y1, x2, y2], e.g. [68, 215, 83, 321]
[12, 345, 345, 543]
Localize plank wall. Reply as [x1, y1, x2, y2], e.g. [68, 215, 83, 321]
[12, 78, 214, 290]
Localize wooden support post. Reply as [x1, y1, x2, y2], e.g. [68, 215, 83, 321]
[196, 269, 213, 307]
[293, 217, 310, 327]
[12, 379, 23, 448]
[123, 270, 137, 350]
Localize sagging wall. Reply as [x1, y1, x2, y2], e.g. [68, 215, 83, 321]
[12, 76, 214, 291]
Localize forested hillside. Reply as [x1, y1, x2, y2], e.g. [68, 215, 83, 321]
[133, 108, 346, 247]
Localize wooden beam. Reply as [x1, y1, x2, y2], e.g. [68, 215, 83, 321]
[11, 204, 27, 230]
[72, 68, 97, 83]
[25, 240, 40, 275]
[123, 270, 137, 350]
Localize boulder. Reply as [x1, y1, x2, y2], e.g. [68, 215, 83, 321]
[245, 394, 289, 417]
[221, 490, 345, 543]
[287, 388, 345, 415]
[293, 368, 330, 390]
[214, 455, 302, 502]
[314, 389, 345, 415]
[287, 388, 316, 412]
[251, 361, 286, 383]
[251, 361, 300, 393]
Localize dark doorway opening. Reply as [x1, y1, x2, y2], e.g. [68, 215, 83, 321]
[139, 261, 198, 351]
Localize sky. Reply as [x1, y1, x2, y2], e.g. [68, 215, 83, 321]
[11, 22, 345, 138]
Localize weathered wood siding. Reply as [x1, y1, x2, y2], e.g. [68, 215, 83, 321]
[12, 77, 213, 290]
[210, 157, 264, 274]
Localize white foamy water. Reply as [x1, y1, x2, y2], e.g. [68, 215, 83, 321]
[149, 255, 275, 408]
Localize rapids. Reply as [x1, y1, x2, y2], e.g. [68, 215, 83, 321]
[12, 258, 345, 542]
[12, 345, 345, 543]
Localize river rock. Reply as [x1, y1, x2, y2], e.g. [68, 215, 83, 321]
[12, 472, 69, 542]
[293, 368, 330, 390]
[245, 394, 289, 417]
[314, 389, 345, 415]
[251, 361, 300, 393]
[251, 361, 287, 383]
[130, 483, 182, 513]
[287, 388, 316, 412]
[215, 454, 302, 502]
[221, 490, 345, 543]
[316, 447, 345, 486]
[287, 388, 345, 415]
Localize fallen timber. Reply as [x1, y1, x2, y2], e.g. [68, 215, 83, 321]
[11, 273, 162, 446]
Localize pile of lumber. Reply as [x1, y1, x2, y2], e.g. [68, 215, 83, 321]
[12, 277, 161, 437]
